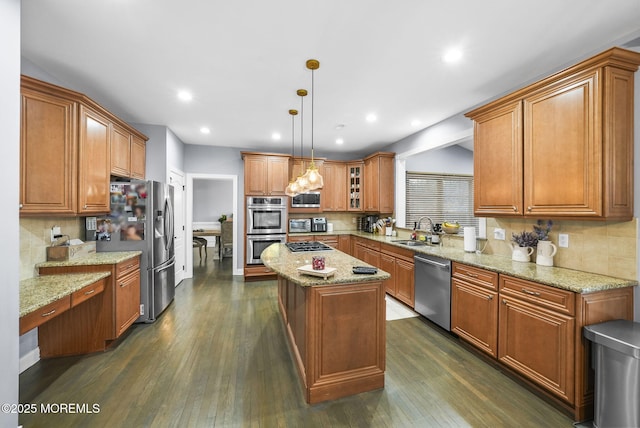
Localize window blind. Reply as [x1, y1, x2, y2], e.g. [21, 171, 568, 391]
[405, 172, 478, 233]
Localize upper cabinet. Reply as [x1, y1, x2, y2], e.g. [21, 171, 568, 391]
[20, 76, 148, 216]
[466, 47, 640, 221]
[110, 124, 147, 180]
[363, 152, 395, 213]
[347, 162, 363, 211]
[242, 152, 291, 196]
[322, 161, 347, 212]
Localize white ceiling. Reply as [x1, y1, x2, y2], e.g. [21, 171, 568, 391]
[21, 0, 640, 157]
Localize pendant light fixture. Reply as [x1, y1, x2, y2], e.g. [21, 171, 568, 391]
[285, 109, 300, 197]
[301, 59, 324, 190]
[295, 89, 310, 193]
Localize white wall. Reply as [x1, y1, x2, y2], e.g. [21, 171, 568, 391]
[193, 179, 234, 222]
[405, 145, 473, 174]
[1, 0, 21, 426]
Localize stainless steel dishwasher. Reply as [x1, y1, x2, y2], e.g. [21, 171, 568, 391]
[414, 254, 452, 331]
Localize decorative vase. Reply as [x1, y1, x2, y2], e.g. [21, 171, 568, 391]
[536, 240, 557, 266]
[511, 243, 534, 262]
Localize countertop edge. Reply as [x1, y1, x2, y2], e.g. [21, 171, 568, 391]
[35, 251, 142, 268]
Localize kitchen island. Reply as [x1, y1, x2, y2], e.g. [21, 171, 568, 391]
[261, 243, 390, 404]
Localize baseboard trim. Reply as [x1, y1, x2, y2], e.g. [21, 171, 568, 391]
[20, 347, 40, 373]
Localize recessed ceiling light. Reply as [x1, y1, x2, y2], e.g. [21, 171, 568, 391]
[366, 113, 377, 123]
[442, 48, 463, 63]
[177, 90, 193, 102]
[271, 132, 281, 141]
[336, 138, 344, 145]
[411, 120, 422, 128]
[335, 124, 345, 130]
[200, 127, 211, 134]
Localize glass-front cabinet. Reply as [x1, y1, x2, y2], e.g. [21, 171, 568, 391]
[348, 162, 363, 211]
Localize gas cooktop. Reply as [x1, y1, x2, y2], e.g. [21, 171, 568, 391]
[286, 241, 333, 252]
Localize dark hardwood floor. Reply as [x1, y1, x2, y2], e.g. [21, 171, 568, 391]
[19, 252, 576, 427]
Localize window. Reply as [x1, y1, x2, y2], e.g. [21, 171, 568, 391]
[405, 172, 479, 233]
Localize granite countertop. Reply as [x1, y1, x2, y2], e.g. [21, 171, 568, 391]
[349, 231, 637, 294]
[261, 243, 390, 286]
[36, 251, 142, 268]
[20, 272, 111, 317]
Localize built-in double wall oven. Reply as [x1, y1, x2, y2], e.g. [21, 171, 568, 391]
[246, 196, 287, 265]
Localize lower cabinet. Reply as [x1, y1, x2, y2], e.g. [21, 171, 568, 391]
[451, 262, 634, 421]
[451, 263, 499, 357]
[380, 243, 415, 307]
[38, 256, 141, 357]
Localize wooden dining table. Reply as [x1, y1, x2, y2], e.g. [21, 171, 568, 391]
[193, 229, 221, 259]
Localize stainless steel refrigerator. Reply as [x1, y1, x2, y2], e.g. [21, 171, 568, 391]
[86, 180, 175, 323]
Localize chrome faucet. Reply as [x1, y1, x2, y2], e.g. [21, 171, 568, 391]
[416, 216, 435, 237]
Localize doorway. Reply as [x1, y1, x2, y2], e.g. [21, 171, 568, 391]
[169, 168, 186, 286]
[185, 173, 240, 278]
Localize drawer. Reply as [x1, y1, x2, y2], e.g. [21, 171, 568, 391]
[71, 278, 105, 307]
[452, 263, 498, 290]
[499, 275, 575, 316]
[116, 256, 140, 278]
[20, 296, 71, 335]
[380, 243, 414, 262]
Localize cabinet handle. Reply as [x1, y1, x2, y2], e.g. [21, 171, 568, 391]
[41, 309, 56, 317]
[19, 204, 23, 209]
[502, 299, 507, 305]
[487, 295, 493, 300]
[120, 282, 126, 288]
[527, 206, 532, 212]
[512, 206, 518, 212]
[465, 272, 479, 278]
[521, 288, 541, 296]
[84, 289, 96, 295]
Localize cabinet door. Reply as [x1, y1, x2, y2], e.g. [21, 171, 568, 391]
[115, 270, 141, 337]
[452, 278, 498, 357]
[363, 247, 380, 268]
[78, 105, 111, 214]
[244, 156, 268, 195]
[322, 161, 347, 211]
[499, 295, 575, 403]
[380, 253, 396, 295]
[338, 235, 351, 254]
[363, 156, 379, 211]
[394, 258, 414, 308]
[523, 71, 600, 217]
[378, 155, 395, 213]
[347, 163, 363, 211]
[20, 88, 78, 215]
[267, 156, 289, 195]
[130, 135, 146, 179]
[473, 101, 523, 216]
[110, 124, 131, 177]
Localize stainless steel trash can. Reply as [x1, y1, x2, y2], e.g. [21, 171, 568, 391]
[584, 319, 640, 428]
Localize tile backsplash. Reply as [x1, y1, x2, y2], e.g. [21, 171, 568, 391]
[483, 217, 637, 280]
[20, 217, 83, 280]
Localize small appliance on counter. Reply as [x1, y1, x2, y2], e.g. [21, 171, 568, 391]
[358, 215, 379, 233]
[289, 218, 311, 233]
[311, 217, 327, 232]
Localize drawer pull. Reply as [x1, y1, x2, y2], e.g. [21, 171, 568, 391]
[521, 288, 541, 296]
[84, 289, 96, 295]
[487, 295, 493, 300]
[41, 309, 56, 317]
[502, 299, 507, 305]
[120, 282, 126, 288]
[465, 272, 479, 278]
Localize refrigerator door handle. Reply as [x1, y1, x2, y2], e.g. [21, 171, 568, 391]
[164, 195, 174, 252]
[155, 257, 175, 273]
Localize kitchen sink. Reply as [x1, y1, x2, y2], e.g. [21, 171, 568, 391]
[391, 240, 428, 247]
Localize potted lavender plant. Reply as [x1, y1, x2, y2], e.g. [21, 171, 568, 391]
[510, 231, 537, 262]
[533, 220, 557, 266]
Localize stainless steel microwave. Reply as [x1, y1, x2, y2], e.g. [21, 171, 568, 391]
[291, 192, 320, 208]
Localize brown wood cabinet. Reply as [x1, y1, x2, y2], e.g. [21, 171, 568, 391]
[363, 152, 395, 213]
[380, 243, 414, 307]
[242, 152, 291, 196]
[20, 76, 148, 216]
[338, 234, 351, 254]
[38, 256, 141, 357]
[321, 161, 347, 211]
[451, 263, 499, 357]
[20, 83, 78, 215]
[78, 105, 111, 214]
[347, 162, 363, 211]
[111, 125, 147, 179]
[466, 47, 640, 220]
[288, 157, 325, 213]
[352, 236, 380, 267]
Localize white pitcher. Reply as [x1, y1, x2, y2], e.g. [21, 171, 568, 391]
[536, 240, 557, 266]
[510, 243, 534, 262]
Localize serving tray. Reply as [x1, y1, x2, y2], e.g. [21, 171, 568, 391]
[296, 265, 337, 279]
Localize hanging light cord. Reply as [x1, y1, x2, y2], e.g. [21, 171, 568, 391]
[310, 67, 315, 163]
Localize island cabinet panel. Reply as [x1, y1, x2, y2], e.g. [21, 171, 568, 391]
[466, 47, 640, 220]
[20, 86, 78, 215]
[278, 279, 385, 404]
